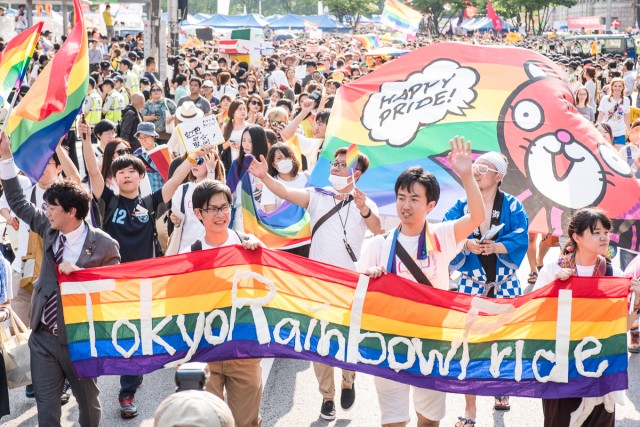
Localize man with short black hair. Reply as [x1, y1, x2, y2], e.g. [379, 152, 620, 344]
[177, 77, 211, 114]
[360, 137, 485, 427]
[0, 132, 120, 427]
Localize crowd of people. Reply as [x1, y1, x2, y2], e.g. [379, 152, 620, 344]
[0, 18, 640, 427]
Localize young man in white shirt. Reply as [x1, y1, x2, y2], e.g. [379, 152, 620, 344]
[360, 137, 485, 427]
[250, 147, 383, 420]
[181, 179, 264, 427]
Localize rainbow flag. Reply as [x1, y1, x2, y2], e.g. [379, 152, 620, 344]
[240, 173, 310, 249]
[303, 19, 319, 31]
[0, 22, 43, 107]
[345, 143, 359, 173]
[59, 246, 629, 400]
[6, 0, 88, 184]
[381, 0, 422, 34]
[308, 42, 640, 252]
[352, 34, 380, 51]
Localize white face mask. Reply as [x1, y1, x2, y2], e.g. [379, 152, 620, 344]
[276, 158, 293, 174]
[328, 174, 351, 191]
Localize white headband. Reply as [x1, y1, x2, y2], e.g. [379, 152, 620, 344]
[477, 152, 507, 176]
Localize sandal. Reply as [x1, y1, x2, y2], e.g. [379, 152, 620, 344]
[527, 272, 538, 284]
[629, 331, 640, 353]
[494, 396, 511, 411]
[455, 417, 476, 427]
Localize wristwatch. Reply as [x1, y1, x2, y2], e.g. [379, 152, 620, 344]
[207, 169, 215, 174]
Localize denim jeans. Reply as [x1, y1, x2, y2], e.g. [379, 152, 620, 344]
[119, 375, 143, 398]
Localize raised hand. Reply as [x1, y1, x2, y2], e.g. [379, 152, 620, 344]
[0, 131, 12, 159]
[248, 154, 269, 179]
[448, 136, 472, 178]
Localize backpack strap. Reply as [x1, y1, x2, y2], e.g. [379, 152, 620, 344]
[190, 240, 203, 252]
[233, 230, 250, 242]
[140, 193, 163, 257]
[102, 193, 120, 229]
[605, 260, 613, 277]
[179, 183, 189, 215]
[30, 186, 37, 204]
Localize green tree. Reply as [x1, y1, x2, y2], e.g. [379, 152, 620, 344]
[411, 0, 468, 34]
[324, 0, 379, 27]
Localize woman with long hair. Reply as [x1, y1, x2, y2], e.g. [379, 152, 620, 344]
[220, 99, 248, 172]
[168, 150, 225, 254]
[286, 67, 302, 95]
[595, 122, 614, 145]
[533, 208, 640, 426]
[216, 94, 233, 127]
[597, 77, 630, 145]
[575, 86, 595, 122]
[101, 139, 131, 193]
[246, 75, 259, 95]
[247, 94, 265, 126]
[213, 71, 238, 100]
[261, 143, 308, 213]
[226, 125, 269, 232]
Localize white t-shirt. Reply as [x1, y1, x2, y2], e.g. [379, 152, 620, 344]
[307, 188, 378, 270]
[358, 221, 458, 290]
[172, 182, 205, 253]
[261, 172, 308, 210]
[213, 85, 238, 100]
[179, 231, 242, 254]
[598, 96, 630, 137]
[533, 261, 623, 291]
[0, 176, 46, 273]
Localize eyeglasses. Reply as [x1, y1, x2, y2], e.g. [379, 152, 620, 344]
[329, 161, 361, 172]
[247, 80, 256, 83]
[116, 148, 131, 156]
[150, 88, 162, 92]
[473, 164, 499, 175]
[269, 121, 286, 127]
[198, 204, 231, 216]
[249, 100, 261, 106]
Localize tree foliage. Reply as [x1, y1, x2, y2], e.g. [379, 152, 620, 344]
[324, 0, 379, 27]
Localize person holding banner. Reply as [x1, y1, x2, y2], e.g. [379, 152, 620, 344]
[0, 131, 121, 427]
[249, 146, 381, 421]
[443, 152, 529, 424]
[360, 137, 485, 427]
[533, 207, 640, 427]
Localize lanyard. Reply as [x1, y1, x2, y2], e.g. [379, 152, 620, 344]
[386, 222, 428, 274]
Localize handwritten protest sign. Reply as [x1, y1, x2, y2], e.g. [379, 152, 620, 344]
[177, 115, 224, 153]
[59, 246, 628, 399]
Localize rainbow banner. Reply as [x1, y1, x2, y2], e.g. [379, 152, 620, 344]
[308, 42, 640, 251]
[59, 246, 629, 398]
[381, 0, 422, 34]
[0, 22, 43, 107]
[352, 34, 380, 51]
[6, 0, 88, 184]
[240, 173, 310, 249]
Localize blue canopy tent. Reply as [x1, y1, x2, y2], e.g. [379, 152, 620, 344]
[268, 14, 350, 32]
[460, 16, 515, 32]
[198, 13, 268, 28]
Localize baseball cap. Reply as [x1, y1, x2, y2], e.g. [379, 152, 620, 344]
[100, 61, 111, 70]
[202, 80, 214, 88]
[120, 59, 132, 68]
[100, 78, 115, 88]
[128, 52, 138, 60]
[113, 75, 124, 83]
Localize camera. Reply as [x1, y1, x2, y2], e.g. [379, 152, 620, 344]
[310, 90, 322, 102]
[175, 362, 210, 392]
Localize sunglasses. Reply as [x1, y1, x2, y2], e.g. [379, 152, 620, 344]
[473, 164, 499, 175]
[195, 157, 205, 165]
[116, 148, 131, 156]
[151, 88, 162, 92]
[249, 100, 261, 106]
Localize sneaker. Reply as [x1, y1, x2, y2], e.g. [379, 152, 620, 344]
[340, 384, 355, 410]
[61, 379, 71, 406]
[629, 331, 640, 353]
[320, 399, 336, 421]
[25, 384, 35, 398]
[119, 395, 138, 419]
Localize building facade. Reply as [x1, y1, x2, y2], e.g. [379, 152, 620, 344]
[549, 0, 637, 30]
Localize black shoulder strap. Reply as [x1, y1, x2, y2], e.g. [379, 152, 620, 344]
[103, 194, 120, 229]
[311, 196, 353, 237]
[234, 230, 250, 241]
[605, 260, 613, 277]
[395, 240, 433, 287]
[179, 183, 189, 215]
[30, 186, 37, 204]
[190, 240, 203, 252]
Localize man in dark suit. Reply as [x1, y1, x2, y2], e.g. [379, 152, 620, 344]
[0, 133, 120, 427]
